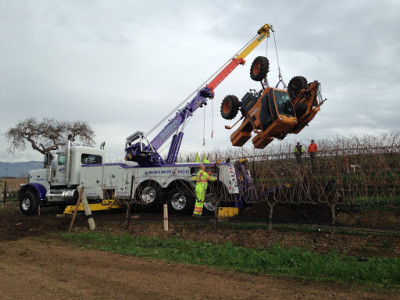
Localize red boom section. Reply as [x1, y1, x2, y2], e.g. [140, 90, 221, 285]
[206, 58, 245, 93]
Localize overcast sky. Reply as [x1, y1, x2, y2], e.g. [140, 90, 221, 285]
[1, 0, 399, 163]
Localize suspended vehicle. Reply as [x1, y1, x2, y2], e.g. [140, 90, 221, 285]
[220, 47, 326, 148]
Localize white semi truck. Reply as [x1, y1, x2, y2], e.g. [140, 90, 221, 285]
[18, 139, 240, 215]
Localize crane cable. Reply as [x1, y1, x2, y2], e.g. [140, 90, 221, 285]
[211, 95, 214, 139]
[145, 33, 259, 139]
[272, 31, 287, 89]
[203, 107, 206, 146]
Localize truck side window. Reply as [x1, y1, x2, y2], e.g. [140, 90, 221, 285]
[58, 154, 66, 166]
[81, 154, 102, 165]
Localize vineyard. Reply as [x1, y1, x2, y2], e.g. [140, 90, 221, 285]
[174, 133, 400, 228]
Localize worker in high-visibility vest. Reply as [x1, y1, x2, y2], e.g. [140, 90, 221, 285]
[192, 164, 216, 216]
[293, 142, 304, 165]
[307, 139, 318, 171]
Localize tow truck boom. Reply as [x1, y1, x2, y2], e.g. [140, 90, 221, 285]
[125, 24, 273, 166]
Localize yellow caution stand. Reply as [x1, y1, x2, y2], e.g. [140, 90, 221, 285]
[64, 199, 123, 214]
[218, 207, 239, 219]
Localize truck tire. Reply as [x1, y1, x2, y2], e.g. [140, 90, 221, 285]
[203, 189, 218, 214]
[203, 200, 216, 214]
[250, 56, 269, 81]
[203, 183, 230, 214]
[20, 190, 39, 215]
[168, 187, 195, 214]
[288, 76, 307, 100]
[136, 182, 160, 206]
[220, 95, 240, 120]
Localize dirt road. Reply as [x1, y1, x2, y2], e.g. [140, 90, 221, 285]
[0, 236, 393, 300]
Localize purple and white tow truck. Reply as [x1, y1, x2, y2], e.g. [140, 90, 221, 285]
[18, 24, 272, 215]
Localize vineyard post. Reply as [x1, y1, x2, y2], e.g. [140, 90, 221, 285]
[125, 176, 135, 229]
[68, 187, 84, 233]
[163, 203, 168, 232]
[214, 163, 220, 232]
[268, 201, 275, 231]
[2, 180, 6, 207]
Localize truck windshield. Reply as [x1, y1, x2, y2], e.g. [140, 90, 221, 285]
[274, 90, 295, 117]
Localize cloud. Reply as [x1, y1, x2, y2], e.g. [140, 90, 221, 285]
[0, 0, 399, 162]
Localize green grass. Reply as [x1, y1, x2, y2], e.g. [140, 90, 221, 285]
[219, 222, 400, 237]
[1, 197, 17, 203]
[63, 232, 400, 289]
[349, 196, 400, 206]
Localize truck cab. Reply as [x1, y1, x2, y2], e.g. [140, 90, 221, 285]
[19, 142, 105, 215]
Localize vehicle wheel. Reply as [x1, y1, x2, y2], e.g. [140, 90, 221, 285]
[168, 187, 195, 214]
[288, 76, 307, 100]
[203, 189, 219, 214]
[220, 95, 240, 120]
[250, 56, 269, 81]
[295, 102, 307, 117]
[136, 182, 160, 206]
[19, 190, 39, 215]
[203, 200, 216, 214]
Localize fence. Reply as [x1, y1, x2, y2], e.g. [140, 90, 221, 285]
[172, 133, 400, 228]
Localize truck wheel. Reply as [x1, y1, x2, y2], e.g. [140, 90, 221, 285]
[220, 95, 239, 120]
[250, 56, 269, 81]
[136, 182, 160, 206]
[203, 201, 216, 214]
[20, 190, 39, 215]
[168, 188, 195, 214]
[203, 189, 218, 214]
[288, 76, 307, 100]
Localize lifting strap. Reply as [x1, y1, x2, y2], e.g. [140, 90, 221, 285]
[272, 31, 287, 89]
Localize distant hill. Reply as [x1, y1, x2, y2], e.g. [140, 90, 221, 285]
[0, 161, 43, 178]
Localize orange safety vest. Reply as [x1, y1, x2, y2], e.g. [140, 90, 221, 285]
[308, 143, 318, 153]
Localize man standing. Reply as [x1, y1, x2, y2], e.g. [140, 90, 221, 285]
[293, 142, 304, 164]
[308, 140, 318, 170]
[193, 164, 216, 217]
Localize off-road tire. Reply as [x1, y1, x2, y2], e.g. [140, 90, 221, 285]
[288, 76, 307, 100]
[250, 56, 269, 81]
[295, 102, 308, 117]
[220, 95, 240, 120]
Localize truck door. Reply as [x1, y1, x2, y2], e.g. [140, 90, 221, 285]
[53, 153, 67, 184]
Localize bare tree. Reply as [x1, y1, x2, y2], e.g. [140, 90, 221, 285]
[5, 118, 95, 155]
